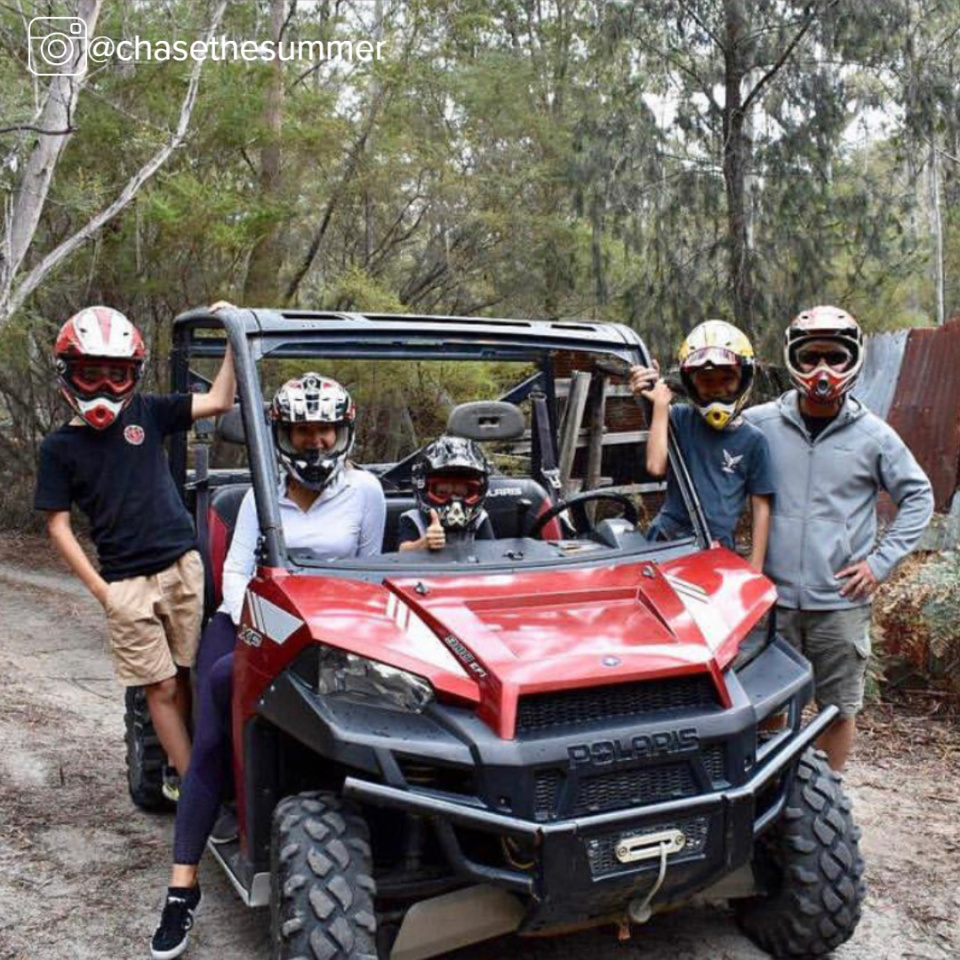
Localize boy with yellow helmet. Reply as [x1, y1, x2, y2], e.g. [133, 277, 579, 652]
[630, 320, 774, 570]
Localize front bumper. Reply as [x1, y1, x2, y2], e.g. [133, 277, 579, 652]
[343, 706, 835, 926]
[258, 635, 830, 927]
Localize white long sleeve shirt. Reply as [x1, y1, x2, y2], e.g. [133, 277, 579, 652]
[220, 468, 386, 624]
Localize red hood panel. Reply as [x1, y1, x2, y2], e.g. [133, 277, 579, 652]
[266, 548, 774, 739]
[275, 574, 480, 704]
[387, 548, 775, 737]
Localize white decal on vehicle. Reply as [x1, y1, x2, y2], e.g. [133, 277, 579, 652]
[246, 594, 303, 645]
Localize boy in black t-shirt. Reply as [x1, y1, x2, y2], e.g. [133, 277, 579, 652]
[34, 305, 235, 786]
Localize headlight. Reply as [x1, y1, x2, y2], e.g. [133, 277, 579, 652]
[731, 607, 775, 672]
[318, 645, 434, 713]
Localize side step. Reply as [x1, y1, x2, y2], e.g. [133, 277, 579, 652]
[206, 837, 271, 907]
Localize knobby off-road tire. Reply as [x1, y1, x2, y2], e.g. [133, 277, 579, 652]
[737, 747, 866, 958]
[123, 686, 173, 812]
[271, 792, 379, 960]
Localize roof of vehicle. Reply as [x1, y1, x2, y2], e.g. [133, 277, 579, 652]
[173, 307, 649, 356]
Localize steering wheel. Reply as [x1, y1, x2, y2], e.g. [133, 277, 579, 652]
[529, 490, 639, 539]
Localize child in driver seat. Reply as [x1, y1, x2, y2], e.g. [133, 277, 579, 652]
[629, 320, 774, 571]
[399, 436, 496, 551]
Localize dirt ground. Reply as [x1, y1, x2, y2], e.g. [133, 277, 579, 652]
[1, 534, 958, 960]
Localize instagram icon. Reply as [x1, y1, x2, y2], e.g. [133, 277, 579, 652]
[28, 17, 87, 76]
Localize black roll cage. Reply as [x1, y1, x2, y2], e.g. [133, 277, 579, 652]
[170, 307, 712, 568]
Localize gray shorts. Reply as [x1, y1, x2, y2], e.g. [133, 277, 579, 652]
[777, 605, 872, 719]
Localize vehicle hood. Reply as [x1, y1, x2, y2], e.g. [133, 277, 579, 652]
[381, 547, 774, 737]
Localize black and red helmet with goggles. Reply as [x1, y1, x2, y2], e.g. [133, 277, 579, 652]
[412, 436, 490, 531]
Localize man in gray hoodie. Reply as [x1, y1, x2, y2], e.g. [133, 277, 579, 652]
[745, 306, 933, 771]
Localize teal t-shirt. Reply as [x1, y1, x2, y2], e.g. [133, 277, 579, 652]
[650, 404, 775, 549]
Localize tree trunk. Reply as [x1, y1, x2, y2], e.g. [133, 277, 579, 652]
[929, 142, 945, 325]
[0, 0, 102, 308]
[0, 0, 227, 328]
[243, 0, 285, 305]
[722, 0, 757, 343]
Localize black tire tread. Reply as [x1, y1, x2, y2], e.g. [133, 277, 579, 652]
[271, 791, 379, 960]
[737, 748, 866, 958]
[123, 686, 173, 812]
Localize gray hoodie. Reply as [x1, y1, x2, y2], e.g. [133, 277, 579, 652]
[744, 391, 933, 610]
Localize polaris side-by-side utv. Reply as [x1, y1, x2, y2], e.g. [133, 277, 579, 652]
[144, 307, 865, 959]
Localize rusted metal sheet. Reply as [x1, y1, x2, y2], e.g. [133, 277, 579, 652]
[854, 329, 909, 419]
[886, 320, 960, 513]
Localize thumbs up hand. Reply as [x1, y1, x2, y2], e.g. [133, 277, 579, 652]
[426, 509, 446, 551]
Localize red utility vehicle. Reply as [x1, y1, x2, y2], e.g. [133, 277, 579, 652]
[130, 308, 865, 960]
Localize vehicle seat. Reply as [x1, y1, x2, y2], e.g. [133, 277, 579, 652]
[445, 400, 563, 540]
[382, 493, 417, 553]
[484, 476, 563, 539]
[207, 483, 250, 608]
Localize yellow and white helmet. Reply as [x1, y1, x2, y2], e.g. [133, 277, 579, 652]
[678, 320, 755, 429]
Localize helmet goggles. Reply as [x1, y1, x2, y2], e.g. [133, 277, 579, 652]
[793, 343, 854, 374]
[66, 359, 140, 398]
[425, 474, 484, 507]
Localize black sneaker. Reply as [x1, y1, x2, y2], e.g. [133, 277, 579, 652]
[209, 804, 238, 846]
[151, 885, 201, 960]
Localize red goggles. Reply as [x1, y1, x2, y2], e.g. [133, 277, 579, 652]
[67, 360, 139, 396]
[425, 476, 484, 505]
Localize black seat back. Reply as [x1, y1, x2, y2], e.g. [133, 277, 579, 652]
[484, 476, 562, 539]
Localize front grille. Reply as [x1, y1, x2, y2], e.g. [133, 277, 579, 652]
[572, 763, 696, 816]
[533, 770, 562, 822]
[702, 743, 726, 784]
[533, 744, 728, 821]
[395, 756, 476, 796]
[585, 816, 710, 877]
[515, 676, 719, 736]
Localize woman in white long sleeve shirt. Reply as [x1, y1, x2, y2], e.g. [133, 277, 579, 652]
[151, 373, 386, 960]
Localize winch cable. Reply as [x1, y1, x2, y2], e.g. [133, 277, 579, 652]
[628, 840, 671, 925]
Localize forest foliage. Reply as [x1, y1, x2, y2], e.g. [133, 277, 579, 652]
[2, 0, 960, 526]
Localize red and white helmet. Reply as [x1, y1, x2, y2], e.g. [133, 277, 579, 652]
[54, 306, 146, 429]
[784, 305, 863, 403]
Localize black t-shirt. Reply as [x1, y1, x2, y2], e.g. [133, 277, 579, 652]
[34, 393, 198, 581]
[801, 409, 838, 441]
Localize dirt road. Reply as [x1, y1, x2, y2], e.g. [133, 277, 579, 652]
[1, 549, 958, 960]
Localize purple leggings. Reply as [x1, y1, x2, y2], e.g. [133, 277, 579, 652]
[173, 611, 236, 865]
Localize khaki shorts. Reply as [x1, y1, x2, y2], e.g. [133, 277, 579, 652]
[777, 605, 872, 719]
[104, 550, 204, 687]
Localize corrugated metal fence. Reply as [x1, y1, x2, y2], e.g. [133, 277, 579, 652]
[854, 318, 960, 514]
[853, 329, 909, 421]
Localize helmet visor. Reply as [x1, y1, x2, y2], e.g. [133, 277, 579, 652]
[278, 421, 350, 456]
[794, 343, 854, 374]
[681, 345, 741, 370]
[425, 475, 484, 506]
[67, 360, 139, 397]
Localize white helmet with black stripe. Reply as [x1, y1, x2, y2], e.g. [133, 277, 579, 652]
[270, 373, 356, 491]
